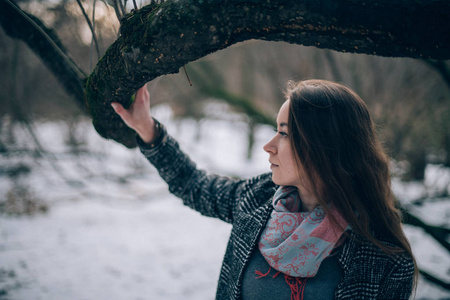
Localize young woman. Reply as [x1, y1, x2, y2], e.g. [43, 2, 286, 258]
[111, 79, 417, 299]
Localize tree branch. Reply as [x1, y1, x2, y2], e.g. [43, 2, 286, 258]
[85, 0, 450, 147]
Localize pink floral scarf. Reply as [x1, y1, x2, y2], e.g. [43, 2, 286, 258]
[258, 186, 349, 277]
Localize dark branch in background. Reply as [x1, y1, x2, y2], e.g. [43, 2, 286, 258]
[323, 50, 344, 83]
[76, 0, 101, 61]
[117, 0, 126, 16]
[85, 0, 450, 148]
[419, 270, 450, 291]
[176, 61, 275, 126]
[0, 0, 87, 110]
[401, 206, 450, 252]
[110, 0, 123, 20]
[90, 0, 98, 70]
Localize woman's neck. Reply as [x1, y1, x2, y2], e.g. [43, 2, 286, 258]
[297, 187, 319, 212]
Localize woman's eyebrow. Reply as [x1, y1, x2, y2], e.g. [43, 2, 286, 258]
[279, 122, 288, 127]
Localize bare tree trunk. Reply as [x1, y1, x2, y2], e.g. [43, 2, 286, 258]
[323, 50, 343, 83]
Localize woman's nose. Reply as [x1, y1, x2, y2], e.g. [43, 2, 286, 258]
[263, 137, 276, 154]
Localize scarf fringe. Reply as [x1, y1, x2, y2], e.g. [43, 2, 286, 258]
[285, 275, 307, 300]
[255, 267, 271, 279]
[255, 268, 307, 300]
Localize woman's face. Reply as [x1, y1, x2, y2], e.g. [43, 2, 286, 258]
[263, 100, 302, 187]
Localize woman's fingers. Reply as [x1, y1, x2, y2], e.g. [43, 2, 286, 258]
[135, 83, 150, 107]
[110, 84, 157, 143]
[111, 102, 125, 116]
[111, 84, 152, 134]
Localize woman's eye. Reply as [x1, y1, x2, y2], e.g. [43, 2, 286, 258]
[273, 128, 288, 137]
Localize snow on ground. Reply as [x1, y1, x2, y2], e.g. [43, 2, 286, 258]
[1, 195, 230, 300]
[1, 105, 449, 299]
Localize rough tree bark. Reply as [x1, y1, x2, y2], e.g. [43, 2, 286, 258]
[85, 0, 450, 147]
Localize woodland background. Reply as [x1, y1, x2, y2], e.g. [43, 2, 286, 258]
[0, 0, 449, 299]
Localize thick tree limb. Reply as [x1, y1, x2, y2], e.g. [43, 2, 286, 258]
[0, 0, 87, 110]
[85, 0, 450, 147]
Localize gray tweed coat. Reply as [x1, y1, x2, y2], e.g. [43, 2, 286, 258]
[138, 126, 415, 300]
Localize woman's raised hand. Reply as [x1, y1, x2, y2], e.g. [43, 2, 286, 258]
[111, 84, 157, 144]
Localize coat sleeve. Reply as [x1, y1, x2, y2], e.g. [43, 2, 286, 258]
[138, 127, 251, 224]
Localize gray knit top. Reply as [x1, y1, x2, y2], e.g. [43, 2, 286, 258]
[241, 246, 343, 299]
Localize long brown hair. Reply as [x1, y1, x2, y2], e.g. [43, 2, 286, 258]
[285, 79, 418, 285]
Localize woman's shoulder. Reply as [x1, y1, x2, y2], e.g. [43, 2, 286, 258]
[243, 173, 276, 191]
[243, 173, 277, 200]
[338, 231, 415, 273]
[234, 173, 277, 212]
[335, 231, 415, 299]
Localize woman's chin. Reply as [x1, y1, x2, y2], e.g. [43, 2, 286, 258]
[271, 175, 281, 186]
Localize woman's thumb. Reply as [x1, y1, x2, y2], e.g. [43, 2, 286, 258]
[111, 102, 133, 127]
[111, 102, 123, 114]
